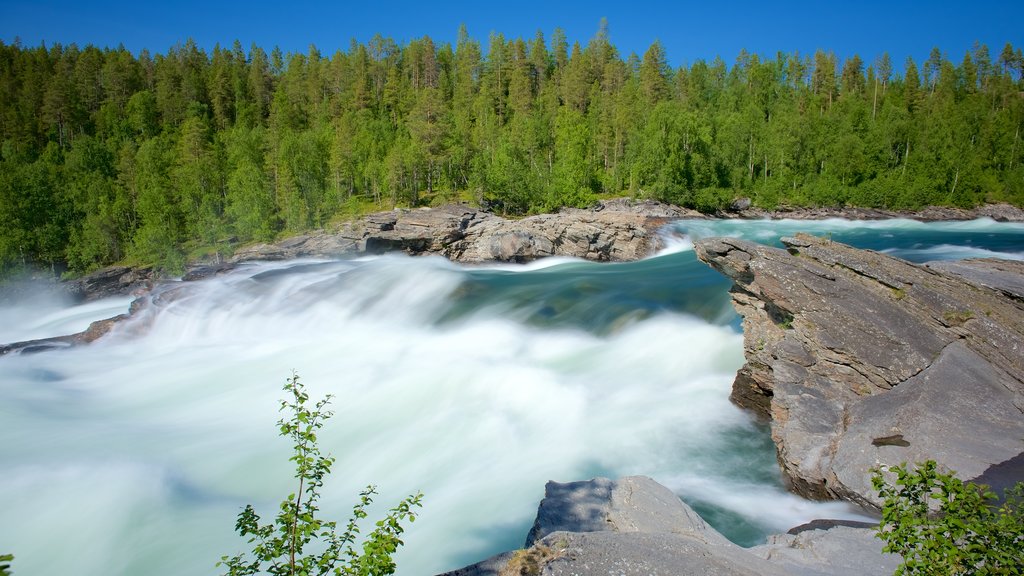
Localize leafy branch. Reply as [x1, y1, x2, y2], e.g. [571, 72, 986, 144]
[218, 372, 423, 576]
[872, 460, 1023, 576]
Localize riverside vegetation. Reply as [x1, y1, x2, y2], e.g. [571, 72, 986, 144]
[218, 373, 422, 576]
[873, 461, 1024, 576]
[1, 22, 1023, 276]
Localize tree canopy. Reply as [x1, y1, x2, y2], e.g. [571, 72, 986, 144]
[1, 31, 1023, 275]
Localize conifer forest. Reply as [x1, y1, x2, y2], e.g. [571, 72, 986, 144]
[2, 25, 1023, 274]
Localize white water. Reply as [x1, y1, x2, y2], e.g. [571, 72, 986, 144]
[7, 215, 1023, 575]
[674, 217, 1024, 262]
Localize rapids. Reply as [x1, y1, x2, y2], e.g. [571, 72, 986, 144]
[2, 217, 1023, 575]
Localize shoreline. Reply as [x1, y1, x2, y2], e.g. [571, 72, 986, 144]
[2, 199, 1024, 351]
[719, 200, 1024, 222]
[3, 199, 1023, 298]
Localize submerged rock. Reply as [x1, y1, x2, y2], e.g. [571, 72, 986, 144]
[439, 476, 898, 576]
[694, 233, 1024, 507]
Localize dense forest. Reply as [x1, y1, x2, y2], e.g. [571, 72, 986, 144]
[2, 23, 1023, 275]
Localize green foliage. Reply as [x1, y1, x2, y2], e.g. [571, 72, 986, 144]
[0, 553, 12, 576]
[872, 460, 1024, 575]
[1, 35, 1023, 278]
[218, 373, 423, 576]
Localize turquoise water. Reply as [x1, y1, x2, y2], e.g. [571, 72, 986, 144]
[1, 217, 1022, 575]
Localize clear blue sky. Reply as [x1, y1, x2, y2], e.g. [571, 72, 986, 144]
[1, 0, 1022, 69]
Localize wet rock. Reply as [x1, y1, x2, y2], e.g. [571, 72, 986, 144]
[182, 262, 235, 282]
[694, 234, 1024, 507]
[0, 311, 131, 356]
[66, 265, 155, 301]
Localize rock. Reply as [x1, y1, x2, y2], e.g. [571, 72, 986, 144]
[229, 200, 700, 265]
[182, 262, 235, 282]
[727, 202, 1024, 222]
[525, 476, 729, 548]
[730, 197, 753, 211]
[927, 258, 1024, 301]
[66, 265, 155, 301]
[438, 476, 897, 576]
[694, 234, 1024, 507]
[972, 203, 1024, 222]
[750, 524, 900, 576]
[0, 311, 132, 356]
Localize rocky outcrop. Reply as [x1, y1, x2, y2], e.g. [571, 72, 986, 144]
[694, 234, 1024, 508]
[725, 202, 1024, 222]
[231, 200, 697, 265]
[440, 476, 898, 576]
[0, 294, 151, 356]
[65, 265, 156, 301]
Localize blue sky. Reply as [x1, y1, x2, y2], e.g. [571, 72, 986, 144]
[1, 0, 1022, 69]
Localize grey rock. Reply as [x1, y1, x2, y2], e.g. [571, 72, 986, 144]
[729, 203, 1024, 222]
[531, 531, 782, 576]
[730, 197, 753, 211]
[750, 525, 900, 576]
[437, 551, 516, 576]
[230, 200, 700, 265]
[927, 258, 1024, 301]
[66, 265, 155, 301]
[694, 233, 1024, 506]
[525, 476, 728, 548]
[0, 310, 132, 356]
[439, 476, 896, 576]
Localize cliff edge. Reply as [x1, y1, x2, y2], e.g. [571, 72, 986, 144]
[694, 233, 1024, 507]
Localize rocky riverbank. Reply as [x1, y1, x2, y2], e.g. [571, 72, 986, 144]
[694, 233, 1024, 508]
[441, 476, 899, 576]
[4, 199, 1024, 573]
[726, 201, 1024, 222]
[227, 198, 697, 265]
[40, 199, 1024, 303]
[435, 229, 1024, 575]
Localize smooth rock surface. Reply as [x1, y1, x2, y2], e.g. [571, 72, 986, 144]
[439, 476, 897, 576]
[927, 258, 1024, 301]
[694, 234, 1024, 507]
[750, 525, 899, 576]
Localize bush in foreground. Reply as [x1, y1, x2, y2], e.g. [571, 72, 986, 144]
[219, 373, 422, 576]
[872, 460, 1023, 575]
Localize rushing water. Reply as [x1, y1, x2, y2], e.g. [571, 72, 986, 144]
[2, 218, 1023, 576]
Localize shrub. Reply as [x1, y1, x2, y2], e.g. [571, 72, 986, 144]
[872, 460, 1023, 575]
[219, 373, 423, 576]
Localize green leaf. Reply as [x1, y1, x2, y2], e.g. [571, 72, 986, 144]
[218, 372, 423, 576]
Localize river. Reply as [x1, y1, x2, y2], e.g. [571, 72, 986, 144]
[1, 217, 1022, 575]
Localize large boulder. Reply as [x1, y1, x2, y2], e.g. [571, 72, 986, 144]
[694, 234, 1024, 507]
[439, 476, 898, 576]
[230, 200, 698, 265]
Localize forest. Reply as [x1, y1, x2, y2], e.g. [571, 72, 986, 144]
[1, 22, 1023, 275]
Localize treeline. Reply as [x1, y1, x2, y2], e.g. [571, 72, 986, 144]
[1, 24, 1023, 274]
